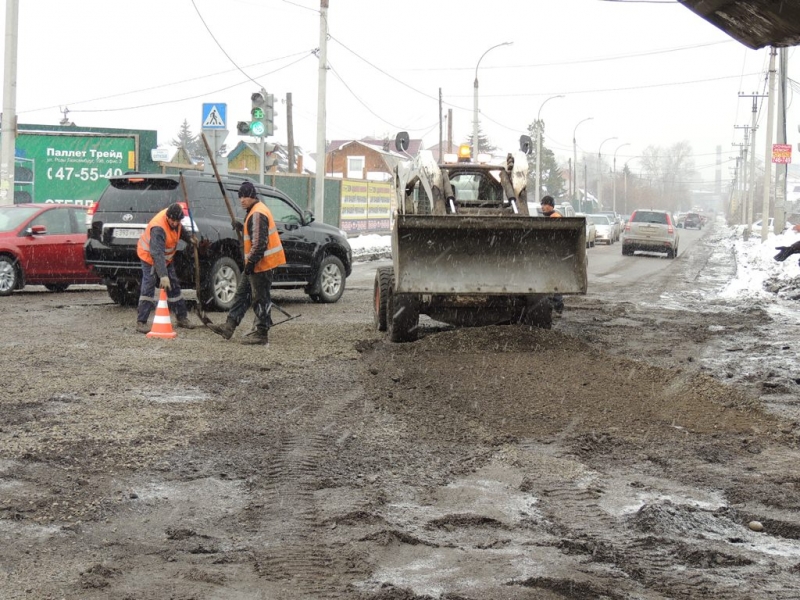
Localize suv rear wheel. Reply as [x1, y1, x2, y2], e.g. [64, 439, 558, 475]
[107, 281, 139, 306]
[200, 256, 240, 311]
[308, 255, 346, 303]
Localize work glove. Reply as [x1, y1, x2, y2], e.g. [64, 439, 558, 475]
[774, 240, 800, 262]
[160, 276, 171, 291]
[233, 220, 244, 234]
[189, 235, 199, 247]
[243, 262, 255, 276]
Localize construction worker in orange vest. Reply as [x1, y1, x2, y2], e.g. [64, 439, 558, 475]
[135, 203, 197, 334]
[208, 181, 286, 346]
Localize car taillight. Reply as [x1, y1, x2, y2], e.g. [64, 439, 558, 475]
[86, 201, 99, 228]
[624, 222, 631, 232]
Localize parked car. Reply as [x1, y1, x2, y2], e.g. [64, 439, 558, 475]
[587, 214, 615, 245]
[0, 204, 101, 296]
[84, 171, 353, 310]
[597, 211, 622, 241]
[684, 212, 702, 230]
[751, 218, 792, 235]
[576, 213, 596, 247]
[621, 209, 679, 259]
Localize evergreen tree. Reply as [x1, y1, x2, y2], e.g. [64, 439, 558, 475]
[463, 125, 497, 155]
[171, 120, 204, 158]
[170, 119, 227, 160]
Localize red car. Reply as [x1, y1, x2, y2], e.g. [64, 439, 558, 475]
[0, 203, 101, 295]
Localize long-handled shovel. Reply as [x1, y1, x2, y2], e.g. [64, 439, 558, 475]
[200, 133, 243, 247]
[179, 172, 214, 327]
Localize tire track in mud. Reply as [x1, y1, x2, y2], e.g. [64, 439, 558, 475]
[247, 385, 363, 599]
[535, 472, 798, 600]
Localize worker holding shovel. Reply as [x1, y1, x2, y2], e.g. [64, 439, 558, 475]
[208, 181, 286, 346]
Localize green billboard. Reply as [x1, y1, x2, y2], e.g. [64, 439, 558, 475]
[13, 133, 138, 206]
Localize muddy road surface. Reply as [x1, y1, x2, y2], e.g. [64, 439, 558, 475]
[2, 221, 800, 599]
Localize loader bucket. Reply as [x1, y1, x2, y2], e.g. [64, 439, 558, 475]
[392, 214, 587, 295]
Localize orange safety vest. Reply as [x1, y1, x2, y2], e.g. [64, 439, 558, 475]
[245, 202, 286, 273]
[137, 209, 182, 265]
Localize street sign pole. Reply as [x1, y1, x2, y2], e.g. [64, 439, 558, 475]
[201, 103, 228, 176]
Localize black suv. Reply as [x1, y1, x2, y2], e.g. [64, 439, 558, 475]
[84, 171, 352, 310]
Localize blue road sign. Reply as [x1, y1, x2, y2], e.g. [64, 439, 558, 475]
[202, 103, 227, 130]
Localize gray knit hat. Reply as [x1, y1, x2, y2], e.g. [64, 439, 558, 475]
[238, 181, 258, 199]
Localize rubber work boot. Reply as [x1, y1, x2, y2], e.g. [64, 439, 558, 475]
[208, 320, 235, 340]
[240, 329, 269, 346]
[135, 322, 150, 334]
[176, 316, 195, 330]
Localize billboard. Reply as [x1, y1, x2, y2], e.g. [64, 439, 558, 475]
[13, 133, 138, 205]
[339, 179, 392, 234]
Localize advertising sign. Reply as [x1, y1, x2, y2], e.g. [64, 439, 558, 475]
[772, 143, 792, 164]
[339, 180, 392, 234]
[13, 133, 137, 205]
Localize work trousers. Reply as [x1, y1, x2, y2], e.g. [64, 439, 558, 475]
[136, 261, 189, 324]
[227, 270, 273, 333]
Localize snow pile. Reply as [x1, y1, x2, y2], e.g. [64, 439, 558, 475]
[721, 225, 800, 301]
[347, 233, 391, 261]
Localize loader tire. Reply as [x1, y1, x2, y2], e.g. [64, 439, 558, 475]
[521, 297, 553, 330]
[373, 266, 393, 331]
[387, 291, 419, 343]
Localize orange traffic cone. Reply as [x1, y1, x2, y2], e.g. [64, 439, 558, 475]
[147, 288, 177, 339]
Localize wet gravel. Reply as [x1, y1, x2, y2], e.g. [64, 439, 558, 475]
[1, 221, 799, 599]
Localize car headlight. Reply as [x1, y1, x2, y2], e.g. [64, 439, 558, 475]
[339, 229, 348, 238]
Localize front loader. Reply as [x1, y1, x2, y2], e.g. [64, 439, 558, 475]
[373, 133, 587, 342]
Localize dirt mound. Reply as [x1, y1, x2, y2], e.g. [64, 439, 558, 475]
[361, 326, 780, 447]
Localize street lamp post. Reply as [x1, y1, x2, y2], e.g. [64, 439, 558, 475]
[623, 156, 639, 216]
[597, 136, 617, 210]
[612, 142, 630, 214]
[572, 117, 593, 212]
[535, 95, 564, 205]
[473, 42, 512, 160]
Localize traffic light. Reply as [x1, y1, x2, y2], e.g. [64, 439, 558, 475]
[236, 90, 276, 137]
[249, 91, 267, 137]
[265, 93, 276, 136]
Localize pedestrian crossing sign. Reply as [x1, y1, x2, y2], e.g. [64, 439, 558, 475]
[202, 103, 227, 130]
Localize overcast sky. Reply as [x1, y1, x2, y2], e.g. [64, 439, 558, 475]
[3, 0, 797, 183]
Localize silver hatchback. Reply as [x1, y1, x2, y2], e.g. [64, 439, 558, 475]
[621, 209, 679, 259]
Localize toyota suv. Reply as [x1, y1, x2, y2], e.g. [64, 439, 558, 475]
[621, 209, 679, 259]
[84, 171, 352, 310]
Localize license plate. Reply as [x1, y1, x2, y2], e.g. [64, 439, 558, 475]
[113, 228, 144, 239]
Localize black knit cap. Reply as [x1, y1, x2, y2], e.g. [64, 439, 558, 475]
[238, 181, 258, 199]
[165, 203, 184, 220]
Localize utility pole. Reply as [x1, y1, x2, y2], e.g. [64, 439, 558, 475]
[447, 109, 453, 154]
[739, 91, 764, 234]
[0, 0, 20, 204]
[761, 47, 777, 241]
[775, 47, 788, 232]
[438, 88, 443, 163]
[314, 0, 329, 218]
[287, 93, 295, 173]
[733, 128, 750, 225]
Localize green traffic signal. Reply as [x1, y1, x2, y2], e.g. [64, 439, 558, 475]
[250, 121, 266, 136]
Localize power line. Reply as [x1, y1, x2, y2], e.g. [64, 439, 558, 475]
[21, 50, 316, 116]
[190, 0, 262, 88]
